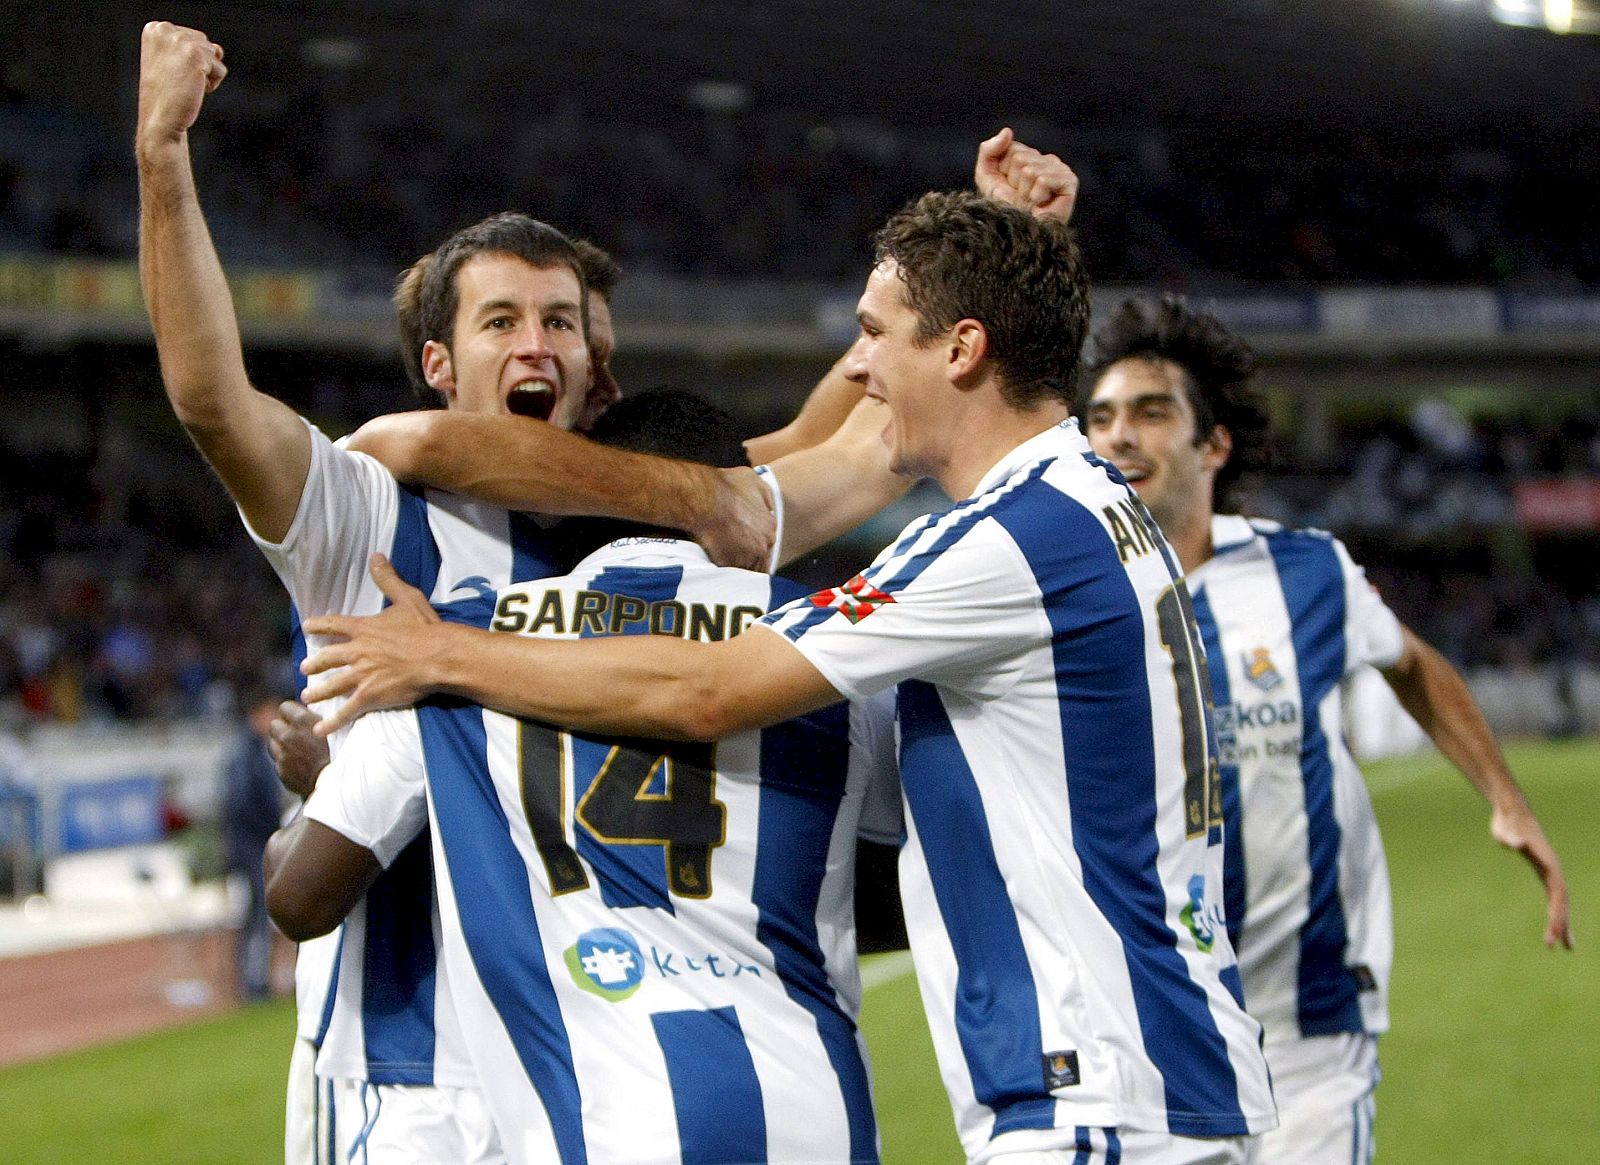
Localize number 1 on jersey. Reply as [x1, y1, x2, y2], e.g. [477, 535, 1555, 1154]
[1155, 583, 1222, 838]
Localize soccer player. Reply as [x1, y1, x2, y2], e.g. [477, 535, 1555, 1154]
[300, 192, 1279, 1163]
[1075, 294, 1573, 1164]
[137, 23, 773, 1162]
[269, 389, 898, 1164]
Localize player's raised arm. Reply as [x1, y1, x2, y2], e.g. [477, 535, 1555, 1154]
[345, 411, 775, 572]
[766, 395, 909, 564]
[1381, 623, 1574, 950]
[136, 22, 313, 544]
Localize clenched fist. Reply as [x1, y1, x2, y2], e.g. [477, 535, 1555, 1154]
[137, 22, 227, 150]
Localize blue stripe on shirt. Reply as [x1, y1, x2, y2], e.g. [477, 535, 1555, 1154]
[753, 705, 879, 1163]
[351, 487, 445, 1081]
[897, 679, 1055, 1138]
[652, 1007, 766, 1164]
[990, 483, 1248, 1136]
[418, 701, 588, 1163]
[1266, 530, 1362, 1035]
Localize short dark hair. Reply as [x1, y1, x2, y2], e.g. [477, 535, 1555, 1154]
[403, 213, 586, 406]
[553, 390, 747, 561]
[393, 251, 433, 400]
[572, 238, 622, 302]
[872, 190, 1090, 411]
[1079, 294, 1274, 512]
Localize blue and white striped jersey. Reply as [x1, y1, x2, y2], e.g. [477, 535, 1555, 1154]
[760, 419, 1276, 1158]
[308, 539, 896, 1165]
[1187, 515, 1403, 1046]
[250, 419, 564, 1087]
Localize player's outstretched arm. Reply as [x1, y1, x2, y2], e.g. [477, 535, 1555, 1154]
[974, 127, 1079, 224]
[744, 352, 866, 465]
[298, 555, 840, 741]
[345, 412, 775, 572]
[264, 816, 381, 942]
[767, 396, 911, 564]
[1381, 624, 1574, 949]
[136, 22, 312, 544]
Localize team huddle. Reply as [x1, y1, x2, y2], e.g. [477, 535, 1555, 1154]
[136, 21, 1571, 1165]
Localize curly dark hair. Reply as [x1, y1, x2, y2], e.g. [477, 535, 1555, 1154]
[872, 191, 1090, 411]
[1078, 294, 1274, 512]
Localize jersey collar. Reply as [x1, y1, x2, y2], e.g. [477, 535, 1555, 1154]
[570, 537, 713, 575]
[969, 417, 1087, 499]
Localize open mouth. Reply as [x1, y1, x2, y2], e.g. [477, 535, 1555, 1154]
[507, 382, 556, 421]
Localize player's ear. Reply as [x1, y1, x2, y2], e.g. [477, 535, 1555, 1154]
[421, 339, 457, 402]
[948, 319, 989, 385]
[1202, 423, 1233, 470]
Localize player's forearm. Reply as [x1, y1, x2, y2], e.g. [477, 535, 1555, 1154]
[744, 354, 865, 465]
[768, 397, 910, 563]
[1383, 631, 1522, 809]
[136, 136, 310, 538]
[264, 816, 379, 942]
[425, 622, 731, 741]
[352, 412, 698, 517]
[137, 136, 254, 439]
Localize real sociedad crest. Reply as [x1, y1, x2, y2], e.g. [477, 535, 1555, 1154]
[1243, 647, 1283, 692]
[809, 574, 895, 624]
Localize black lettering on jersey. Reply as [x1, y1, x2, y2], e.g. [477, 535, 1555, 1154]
[573, 590, 609, 635]
[649, 599, 686, 637]
[609, 594, 650, 635]
[689, 604, 728, 642]
[528, 590, 566, 636]
[729, 605, 764, 637]
[1119, 499, 1158, 556]
[492, 591, 530, 634]
[1104, 505, 1137, 563]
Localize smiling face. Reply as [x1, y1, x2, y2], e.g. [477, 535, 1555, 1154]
[1082, 355, 1228, 540]
[843, 260, 959, 481]
[421, 252, 589, 430]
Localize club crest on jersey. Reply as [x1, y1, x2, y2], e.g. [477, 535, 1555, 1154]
[1243, 647, 1283, 692]
[564, 927, 645, 1001]
[808, 574, 895, 624]
[1180, 874, 1219, 953]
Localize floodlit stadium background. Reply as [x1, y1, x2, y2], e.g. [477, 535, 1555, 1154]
[0, 2, 1595, 1159]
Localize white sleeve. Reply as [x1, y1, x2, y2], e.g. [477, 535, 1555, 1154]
[752, 464, 784, 576]
[1336, 538, 1405, 672]
[759, 517, 1046, 702]
[849, 689, 902, 846]
[243, 418, 402, 619]
[302, 710, 427, 868]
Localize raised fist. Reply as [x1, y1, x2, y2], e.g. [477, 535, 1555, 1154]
[137, 22, 227, 148]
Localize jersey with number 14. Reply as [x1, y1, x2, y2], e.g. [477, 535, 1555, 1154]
[761, 420, 1276, 1161]
[416, 539, 892, 1165]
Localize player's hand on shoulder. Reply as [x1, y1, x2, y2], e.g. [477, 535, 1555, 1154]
[300, 555, 446, 735]
[974, 127, 1078, 224]
[268, 700, 330, 799]
[137, 22, 227, 147]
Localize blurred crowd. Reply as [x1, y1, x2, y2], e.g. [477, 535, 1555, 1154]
[0, 385, 1594, 732]
[3, 84, 1598, 288]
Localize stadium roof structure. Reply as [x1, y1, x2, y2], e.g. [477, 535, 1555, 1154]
[12, 0, 1599, 151]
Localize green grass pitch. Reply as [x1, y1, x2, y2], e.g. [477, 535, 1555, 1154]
[0, 738, 1593, 1163]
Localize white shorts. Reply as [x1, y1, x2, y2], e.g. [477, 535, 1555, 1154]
[315, 1077, 504, 1165]
[989, 1128, 1249, 1165]
[1245, 1033, 1380, 1165]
